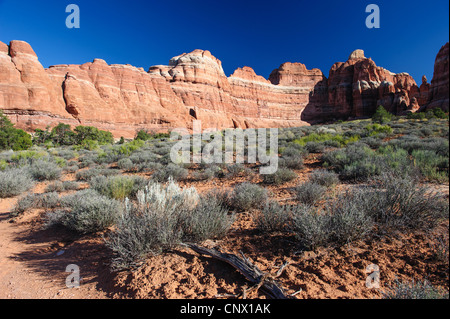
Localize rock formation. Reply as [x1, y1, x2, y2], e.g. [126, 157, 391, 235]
[0, 40, 447, 138]
[426, 42, 449, 111]
[308, 49, 425, 121]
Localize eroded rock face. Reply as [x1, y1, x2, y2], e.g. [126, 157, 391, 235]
[427, 42, 449, 111]
[0, 40, 446, 137]
[321, 49, 422, 120]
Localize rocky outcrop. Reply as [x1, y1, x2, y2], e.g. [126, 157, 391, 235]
[0, 40, 446, 138]
[315, 49, 423, 121]
[426, 42, 449, 111]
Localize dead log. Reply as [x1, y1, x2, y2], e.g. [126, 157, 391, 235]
[185, 243, 290, 299]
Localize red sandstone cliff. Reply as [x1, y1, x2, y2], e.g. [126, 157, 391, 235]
[0, 40, 447, 138]
[426, 42, 449, 111]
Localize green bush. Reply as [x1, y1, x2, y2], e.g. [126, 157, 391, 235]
[89, 175, 147, 200]
[372, 105, 393, 124]
[294, 132, 360, 148]
[366, 123, 393, 136]
[0, 111, 32, 151]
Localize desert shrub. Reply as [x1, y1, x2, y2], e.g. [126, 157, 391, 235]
[291, 204, 330, 250]
[230, 182, 268, 211]
[225, 163, 252, 178]
[181, 195, 234, 242]
[294, 132, 360, 151]
[360, 136, 383, 148]
[382, 280, 449, 299]
[372, 105, 393, 124]
[254, 201, 291, 232]
[365, 123, 393, 136]
[279, 154, 304, 170]
[151, 163, 188, 182]
[362, 173, 446, 230]
[64, 164, 79, 173]
[262, 168, 297, 185]
[309, 169, 339, 187]
[326, 191, 374, 245]
[44, 180, 80, 193]
[294, 181, 326, 205]
[53, 189, 121, 234]
[192, 165, 221, 181]
[29, 160, 62, 181]
[11, 192, 60, 217]
[10, 149, 48, 164]
[281, 145, 308, 158]
[0, 167, 35, 198]
[0, 159, 7, 170]
[89, 175, 147, 200]
[75, 167, 119, 181]
[412, 149, 448, 181]
[105, 180, 200, 269]
[117, 158, 135, 171]
[305, 142, 326, 153]
[205, 188, 233, 209]
[116, 139, 145, 156]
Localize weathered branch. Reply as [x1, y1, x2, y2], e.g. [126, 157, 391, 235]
[185, 243, 290, 299]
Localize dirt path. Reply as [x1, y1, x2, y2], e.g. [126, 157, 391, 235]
[0, 189, 109, 299]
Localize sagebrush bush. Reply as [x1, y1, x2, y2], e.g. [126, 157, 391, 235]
[11, 192, 60, 217]
[53, 189, 121, 234]
[0, 167, 34, 198]
[309, 169, 339, 187]
[181, 195, 234, 242]
[89, 175, 148, 200]
[75, 167, 119, 181]
[262, 168, 297, 185]
[363, 173, 446, 230]
[327, 191, 374, 245]
[279, 155, 304, 169]
[29, 160, 62, 181]
[291, 204, 330, 250]
[45, 181, 80, 193]
[254, 201, 291, 232]
[106, 179, 233, 270]
[231, 182, 268, 211]
[382, 280, 449, 299]
[294, 181, 326, 205]
[226, 163, 252, 178]
[117, 158, 135, 171]
[151, 163, 188, 182]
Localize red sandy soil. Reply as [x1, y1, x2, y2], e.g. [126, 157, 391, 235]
[0, 156, 448, 299]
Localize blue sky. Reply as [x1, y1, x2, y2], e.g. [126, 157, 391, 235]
[0, 0, 448, 82]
